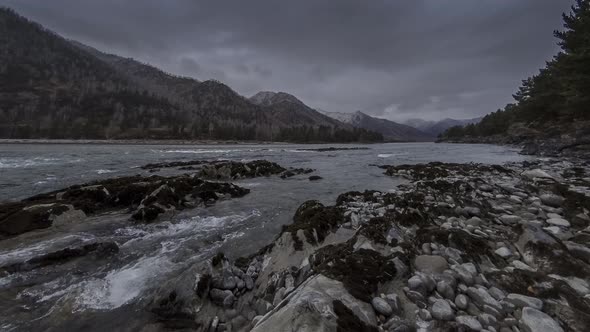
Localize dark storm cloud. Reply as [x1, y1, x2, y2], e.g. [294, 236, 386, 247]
[2, 0, 574, 121]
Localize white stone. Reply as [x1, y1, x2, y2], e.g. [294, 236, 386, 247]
[494, 247, 512, 258]
[519, 307, 563, 332]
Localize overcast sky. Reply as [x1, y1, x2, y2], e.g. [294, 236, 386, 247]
[3, 0, 574, 121]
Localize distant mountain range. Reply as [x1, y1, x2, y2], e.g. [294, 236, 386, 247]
[322, 111, 434, 142]
[403, 117, 483, 137]
[0, 8, 382, 143]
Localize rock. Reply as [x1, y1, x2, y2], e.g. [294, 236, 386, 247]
[488, 287, 505, 301]
[244, 275, 254, 290]
[478, 313, 497, 327]
[466, 287, 501, 311]
[452, 264, 476, 286]
[431, 299, 454, 321]
[371, 297, 393, 316]
[519, 307, 563, 332]
[2, 241, 119, 274]
[522, 169, 554, 180]
[421, 274, 437, 293]
[414, 255, 448, 274]
[505, 294, 543, 310]
[418, 308, 432, 320]
[384, 293, 401, 313]
[437, 280, 455, 300]
[466, 217, 483, 227]
[273, 287, 286, 306]
[455, 294, 469, 310]
[494, 247, 512, 259]
[308, 175, 323, 181]
[564, 241, 590, 264]
[211, 275, 237, 290]
[252, 315, 264, 326]
[546, 218, 570, 227]
[500, 215, 522, 225]
[456, 315, 483, 331]
[408, 275, 424, 290]
[251, 275, 377, 331]
[540, 194, 565, 208]
[210, 288, 234, 308]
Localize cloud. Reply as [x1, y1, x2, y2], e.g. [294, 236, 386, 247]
[2, 0, 575, 121]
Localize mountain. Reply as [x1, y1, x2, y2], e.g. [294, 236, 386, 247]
[322, 111, 434, 142]
[403, 117, 482, 137]
[0, 7, 382, 143]
[250, 91, 345, 128]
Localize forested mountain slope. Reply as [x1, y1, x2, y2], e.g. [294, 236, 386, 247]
[0, 8, 382, 142]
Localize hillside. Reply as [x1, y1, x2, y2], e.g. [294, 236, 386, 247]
[323, 111, 434, 142]
[0, 8, 381, 143]
[403, 117, 481, 137]
[439, 1, 590, 156]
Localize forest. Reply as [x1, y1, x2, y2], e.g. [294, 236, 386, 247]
[441, 0, 590, 141]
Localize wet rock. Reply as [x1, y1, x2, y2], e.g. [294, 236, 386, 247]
[431, 299, 454, 320]
[418, 309, 432, 320]
[466, 287, 501, 311]
[0, 203, 70, 238]
[414, 255, 448, 274]
[494, 247, 512, 259]
[210, 289, 234, 308]
[505, 294, 543, 310]
[309, 175, 323, 181]
[437, 280, 455, 300]
[500, 215, 522, 225]
[452, 264, 476, 286]
[546, 218, 570, 227]
[519, 307, 563, 332]
[456, 315, 483, 331]
[384, 293, 401, 313]
[371, 297, 393, 316]
[522, 169, 554, 181]
[1, 241, 118, 274]
[455, 294, 469, 310]
[540, 194, 565, 208]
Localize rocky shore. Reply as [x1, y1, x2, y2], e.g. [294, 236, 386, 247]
[146, 158, 590, 331]
[0, 160, 313, 240]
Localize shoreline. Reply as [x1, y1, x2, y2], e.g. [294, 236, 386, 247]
[1, 156, 588, 330]
[0, 139, 431, 146]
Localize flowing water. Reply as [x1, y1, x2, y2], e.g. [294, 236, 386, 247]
[0, 142, 530, 331]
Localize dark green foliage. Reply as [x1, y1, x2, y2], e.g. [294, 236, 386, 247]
[441, 2, 590, 140]
[211, 252, 225, 267]
[311, 241, 396, 302]
[332, 300, 379, 332]
[281, 200, 345, 250]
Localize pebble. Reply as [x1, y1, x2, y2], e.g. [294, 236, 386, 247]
[455, 294, 469, 310]
[505, 294, 543, 310]
[500, 215, 522, 225]
[431, 299, 455, 321]
[414, 255, 448, 274]
[546, 218, 570, 227]
[456, 315, 483, 331]
[371, 297, 393, 316]
[494, 247, 512, 258]
[539, 194, 564, 208]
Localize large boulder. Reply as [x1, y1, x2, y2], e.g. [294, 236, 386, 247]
[252, 275, 377, 332]
[414, 255, 448, 274]
[519, 307, 563, 332]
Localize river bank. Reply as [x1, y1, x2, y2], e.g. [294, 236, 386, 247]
[2, 143, 568, 331]
[144, 157, 590, 331]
